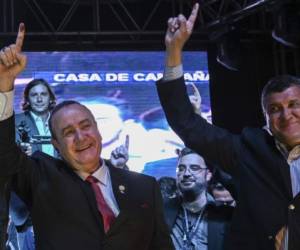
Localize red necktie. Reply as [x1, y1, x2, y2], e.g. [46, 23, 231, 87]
[86, 175, 116, 233]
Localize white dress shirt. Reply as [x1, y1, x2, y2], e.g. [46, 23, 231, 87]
[77, 161, 120, 217]
[29, 111, 54, 156]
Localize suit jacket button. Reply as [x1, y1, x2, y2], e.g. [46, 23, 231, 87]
[268, 235, 273, 240]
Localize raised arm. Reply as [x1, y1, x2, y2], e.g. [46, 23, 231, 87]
[157, 5, 240, 176]
[0, 23, 28, 175]
[0, 24, 40, 208]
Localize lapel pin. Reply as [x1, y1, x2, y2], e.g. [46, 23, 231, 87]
[141, 203, 149, 209]
[119, 185, 126, 194]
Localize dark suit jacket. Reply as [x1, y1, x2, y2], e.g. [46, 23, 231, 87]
[157, 77, 300, 250]
[0, 116, 174, 250]
[15, 111, 44, 153]
[164, 196, 232, 250]
[0, 178, 10, 250]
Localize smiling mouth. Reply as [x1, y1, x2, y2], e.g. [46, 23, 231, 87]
[181, 180, 194, 184]
[76, 145, 92, 152]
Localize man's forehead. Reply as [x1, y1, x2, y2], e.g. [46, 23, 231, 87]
[178, 153, 206, 165]
[54, 104, 94, 121]
[266, 86, 300, 102]
[30, 84, 48, 92]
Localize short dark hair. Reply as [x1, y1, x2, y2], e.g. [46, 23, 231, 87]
[177, 147, 215, 173]
[22, 79, 56, 111]
[49, 100, 90, 139]
[177, 147, 196, 157]
[261, 75, 300, 112]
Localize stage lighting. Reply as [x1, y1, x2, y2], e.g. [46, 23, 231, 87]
[272, 1, 300, 48]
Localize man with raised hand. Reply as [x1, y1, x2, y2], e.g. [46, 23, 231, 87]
[0, 24, 174, 250]
[156, 3, 300, 250]
[0, 23, 26, 250]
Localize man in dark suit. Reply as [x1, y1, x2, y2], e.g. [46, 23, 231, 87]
[163, 148, 232, 250]
[12, 78, 131, 250]
[0, 23, 174, 250]
[156, 3, 300, 250]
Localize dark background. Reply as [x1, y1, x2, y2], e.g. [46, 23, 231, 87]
[1, 0, 299, 133]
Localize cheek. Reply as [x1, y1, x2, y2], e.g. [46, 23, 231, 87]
[65, 140, 74, 151]
[196, 174, 206, 183]
[266, 115, 278, 128]
[28, 97, 34, 104]
[177, 173, 183, 180]
[58, 139, 73, 154]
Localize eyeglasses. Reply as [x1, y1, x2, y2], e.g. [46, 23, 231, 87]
[177, 164, 208, 173]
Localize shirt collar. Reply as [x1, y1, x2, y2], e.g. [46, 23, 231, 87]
[285, 144, 300, 164]
[91, 160, 109, 186]
[30, 111, 50, 123]
[263, 126, 300, 163]
[76, 160, 109, 186]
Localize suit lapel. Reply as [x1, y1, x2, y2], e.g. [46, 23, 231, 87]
[276, 155, 293, 199]
[63, 164, 105, 231]
[207, 208, 225, 250]
[106, 162, 130, 235]
[64, 161, 132, 236]
[266, 135, 293, 199]
[164, 197, 181, 230]
[207, 218, 214, 250]
[79, 178, 105, 230]
[108, 163, 129, 210]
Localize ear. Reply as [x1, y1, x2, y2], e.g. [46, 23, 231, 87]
[51, 138, 59, 151]
[206, 170, 212, 182]
[263, 111, 271, 131]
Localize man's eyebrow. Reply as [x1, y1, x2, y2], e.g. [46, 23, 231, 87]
[79, 119, 91, 125]
[61, 125, 73, 134]
[61, 119, 91, 133]
[266, 102, 280, 108]
[30, 91, 47, 95]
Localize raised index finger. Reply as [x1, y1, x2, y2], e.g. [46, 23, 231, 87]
[190, 82, 200, 99]
[187, 3, 199, 26]
[124, 135, 129, 150]
[15, 23, 25, 51]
